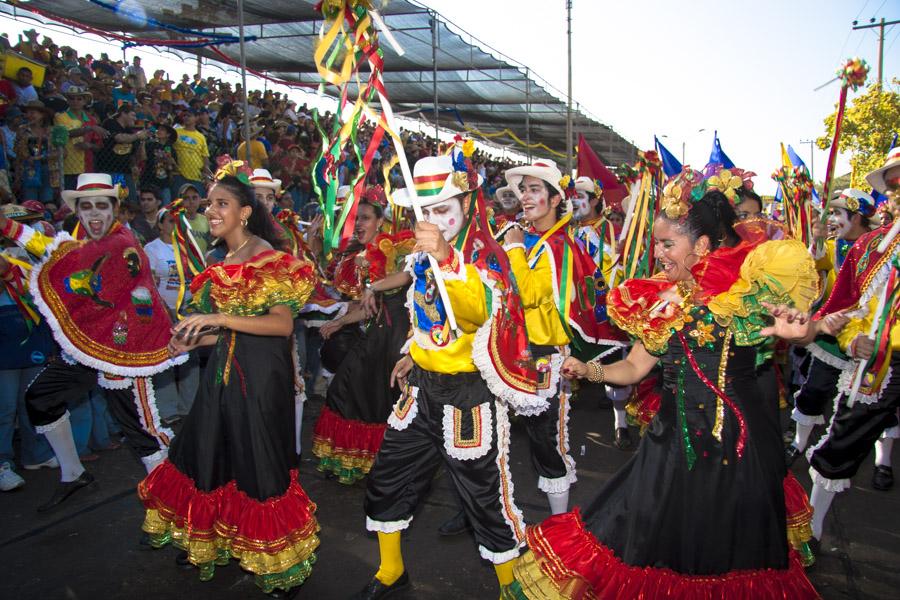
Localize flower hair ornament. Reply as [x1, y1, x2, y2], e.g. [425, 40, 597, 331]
[450, 136, 479, 193]
[214, 155, 253, 186]
[559, 174, 577, 200]
[660, 167, 705, 220]
[705, 166, 757, 203]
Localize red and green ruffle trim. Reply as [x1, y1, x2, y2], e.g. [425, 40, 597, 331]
[311, 405, 387, 484]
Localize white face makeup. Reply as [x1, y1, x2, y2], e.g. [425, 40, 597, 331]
[496, 189, 520, 212]
[572, 190, 591, 220]
[827, 208, 853, 239]
[76, 197, 116, 240]
[254, 187, 277, 213]
[422, 196, 465, 242]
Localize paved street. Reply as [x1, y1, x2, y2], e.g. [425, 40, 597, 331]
[1, 393, 897, 599]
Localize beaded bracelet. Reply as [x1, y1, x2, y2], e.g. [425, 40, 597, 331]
[586, 361, 605, 384]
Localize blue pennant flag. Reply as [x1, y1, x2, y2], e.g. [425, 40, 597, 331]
[654, 136, 683, 177]
[787, 145, 821, 206]
[706, 130, 735, 171]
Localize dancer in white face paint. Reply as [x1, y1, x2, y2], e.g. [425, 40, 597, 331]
[0, 173, 186, 512]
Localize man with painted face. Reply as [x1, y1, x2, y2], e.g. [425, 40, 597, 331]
[0, 173, 184, 511]
[570, 176, 633, 448]
[786, 188, 877, 467]
[502, 160, 622, 516]
[492, 184, 522, 230]
[780, 151, 900, 551]
[353, 154, 545, 600]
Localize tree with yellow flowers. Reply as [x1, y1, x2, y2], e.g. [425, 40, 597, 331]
[816, 78, 900, 191]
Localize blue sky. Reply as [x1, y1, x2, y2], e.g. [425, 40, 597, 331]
[424, 0, 900, 193]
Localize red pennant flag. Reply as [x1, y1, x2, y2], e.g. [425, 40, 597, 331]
[576, 134, 628, 206]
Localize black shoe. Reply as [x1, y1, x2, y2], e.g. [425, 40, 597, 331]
[873, 465, 894, 491]
[614, 427, 632, 450]
[349, 572, 410, 600]
[36, 471, 95, 512]
[175, 551, 194, 569]
[784, 444, 802, 467]
[807, 537, 821, 557]
[437, 510, 471, 536]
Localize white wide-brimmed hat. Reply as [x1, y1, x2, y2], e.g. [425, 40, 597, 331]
[865, 148, 900, 195]
[392, 155, 483, 208]
[505, 159, 564, 200]
[248, 168, 281, 191]
[60, 173, 121, 211]
[574, 176, 602, 197]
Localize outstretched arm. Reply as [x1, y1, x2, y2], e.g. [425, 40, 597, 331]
[562, 342, 658, 387]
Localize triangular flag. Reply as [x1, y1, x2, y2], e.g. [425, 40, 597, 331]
[576, 134, 627, 205]
[705, 130, 735, 175]
[654, 136, 683, 177]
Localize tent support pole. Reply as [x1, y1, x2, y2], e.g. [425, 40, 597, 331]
[525, 69, 531, 162]
[565, 0, 573, 174]
[431, 13, 439, 146]
[237, 0, 251, 163]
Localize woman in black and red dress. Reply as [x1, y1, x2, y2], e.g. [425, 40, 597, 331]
[312, 196, 415, 483]
[509, 184, 822, 599]
[138, 173, 318, 599]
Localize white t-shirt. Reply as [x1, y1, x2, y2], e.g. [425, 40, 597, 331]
[144, 238, 182, 309]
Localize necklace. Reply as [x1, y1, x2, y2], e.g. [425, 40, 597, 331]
[225, 236, 252, 259]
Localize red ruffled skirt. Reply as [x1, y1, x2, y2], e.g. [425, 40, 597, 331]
[139, 460, 319, 591]
[512, 510, 820, 600]
[311, 405, 387, 483]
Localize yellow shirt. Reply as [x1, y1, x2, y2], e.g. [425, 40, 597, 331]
[55, 110, 89, 175]
[507, 245, 570, 347]
[408, 249, 488, 374]
[837, 294, 900, 352]
[235, 140, 268, 170]
[174, 128, 209, 181]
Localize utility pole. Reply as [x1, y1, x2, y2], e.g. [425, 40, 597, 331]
[565, 0, 573, 175]
[852, 17, 899, 88]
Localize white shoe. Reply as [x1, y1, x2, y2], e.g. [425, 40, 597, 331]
[23, 457, 60, 470]
[0, 463, 25, 491]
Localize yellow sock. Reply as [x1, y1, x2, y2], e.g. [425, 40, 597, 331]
[494, 558, 515, 586]
[374, 531, 404, 586]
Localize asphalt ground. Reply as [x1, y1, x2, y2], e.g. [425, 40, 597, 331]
[1, 389, 897, 600]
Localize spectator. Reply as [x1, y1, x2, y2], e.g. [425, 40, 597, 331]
[96, 103, 148, 201]
[177, 182, 209, 254]
[173, 109, 209, 193]
[61, 47, 78, 70]
[0, 75, 17, 119]
[60, 66, 88, 94]
[55, 86, 106, 190]
[131, 186, 161, 244]
[235, 125, 268, 169]
[190, 73, 208, 98]
[142, 208, 200, 421]
[12, 67, 38, 106]
[111, 76, 137, 108]
[15, 100, 58, 204]
[125, 56, 147, 90]
[141, 123, 176, 204]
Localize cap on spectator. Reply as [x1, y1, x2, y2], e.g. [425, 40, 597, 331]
[249, 169, 282, 192]
[177, 182, 203, 197]
[157, 123, 177, 141]
[5, 106, 22, 120]
[64, 85, 93, 103]
[60, 173, 122, 211]
[22, 100, 54, 119]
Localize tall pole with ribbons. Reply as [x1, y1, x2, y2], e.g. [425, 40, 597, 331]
[312, 0, 458, 333]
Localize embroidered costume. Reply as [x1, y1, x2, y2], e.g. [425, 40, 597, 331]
[510, 238, 821, 599]
[3, 216, 185, 471]
[139, 250, 319, 595]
